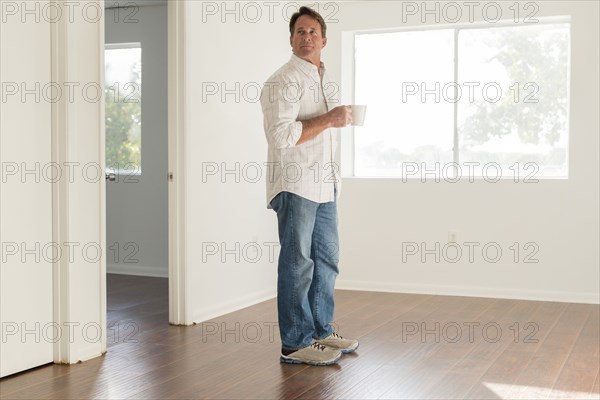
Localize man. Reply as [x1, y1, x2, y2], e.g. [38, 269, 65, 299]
[260, 6, 359, 366]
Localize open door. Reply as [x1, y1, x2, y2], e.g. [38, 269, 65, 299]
[0, 0, 54, 377]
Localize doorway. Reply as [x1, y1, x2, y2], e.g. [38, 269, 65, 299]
[104, 2, 169, 346]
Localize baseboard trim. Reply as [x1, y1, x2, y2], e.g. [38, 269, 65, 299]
[191, 289, 277, 324]
[336, 279, 600, 304]
[72, 343, 104, 364]
[107, 263, 168, 278]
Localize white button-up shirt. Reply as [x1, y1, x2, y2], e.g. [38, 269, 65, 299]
[260, 54, 341, 209]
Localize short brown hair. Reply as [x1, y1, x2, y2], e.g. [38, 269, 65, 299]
[289, 6, 327, 38]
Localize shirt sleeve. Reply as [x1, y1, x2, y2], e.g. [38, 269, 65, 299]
[260, 73, 303, 149]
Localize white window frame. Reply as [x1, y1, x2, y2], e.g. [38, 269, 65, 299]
[104, 42, 143, 177]
[341, 16, 571, 180]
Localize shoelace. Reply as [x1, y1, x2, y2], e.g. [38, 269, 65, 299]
[311, 342, 327, 351]
[331, 332, 344, 339]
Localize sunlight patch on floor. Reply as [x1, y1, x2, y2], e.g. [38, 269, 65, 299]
[484, 382, 598, 400]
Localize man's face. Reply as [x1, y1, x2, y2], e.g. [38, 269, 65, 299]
[290, 15, 327, 65]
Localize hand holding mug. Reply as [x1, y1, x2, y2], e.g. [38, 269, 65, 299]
[328, 105, 353, 128]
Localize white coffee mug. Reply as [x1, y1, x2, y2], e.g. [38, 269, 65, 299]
[351, 105, 367, 126]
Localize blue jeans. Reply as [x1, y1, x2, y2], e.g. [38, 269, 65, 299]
[270, 191, 339, 351]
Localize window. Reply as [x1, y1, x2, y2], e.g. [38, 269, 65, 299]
[104, 43, 142, 174]
[352, 20, 570, 180]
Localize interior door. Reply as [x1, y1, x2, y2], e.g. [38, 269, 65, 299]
[0, 0, 54, 377]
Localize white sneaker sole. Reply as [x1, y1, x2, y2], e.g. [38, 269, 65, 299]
[280, 352, 341, 366]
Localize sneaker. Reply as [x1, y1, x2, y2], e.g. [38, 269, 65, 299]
[316, 332, 359, 353]
[280, 342, 342, 366]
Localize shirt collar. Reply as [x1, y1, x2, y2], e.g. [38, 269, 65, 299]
[290, 54, 325, 78]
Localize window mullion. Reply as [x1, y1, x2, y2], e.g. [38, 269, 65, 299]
[453, 28, 460, 169]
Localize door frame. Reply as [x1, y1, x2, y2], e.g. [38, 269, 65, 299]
[167, 0, 188, 325]
[51, 0, 189, 364]
[50, 0, 110, 362]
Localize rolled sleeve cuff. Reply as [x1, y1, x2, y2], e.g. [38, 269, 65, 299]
[288, 121, 303, 147]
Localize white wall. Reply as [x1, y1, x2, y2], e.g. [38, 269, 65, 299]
[184, 2, 293, 322]
[327, 1, 599, 303]
[183, 0, 599, 317]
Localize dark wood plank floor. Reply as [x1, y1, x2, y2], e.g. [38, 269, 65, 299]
[1, 274, 598, 399]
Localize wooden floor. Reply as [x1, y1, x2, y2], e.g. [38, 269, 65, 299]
[1, 274, 599, 400]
